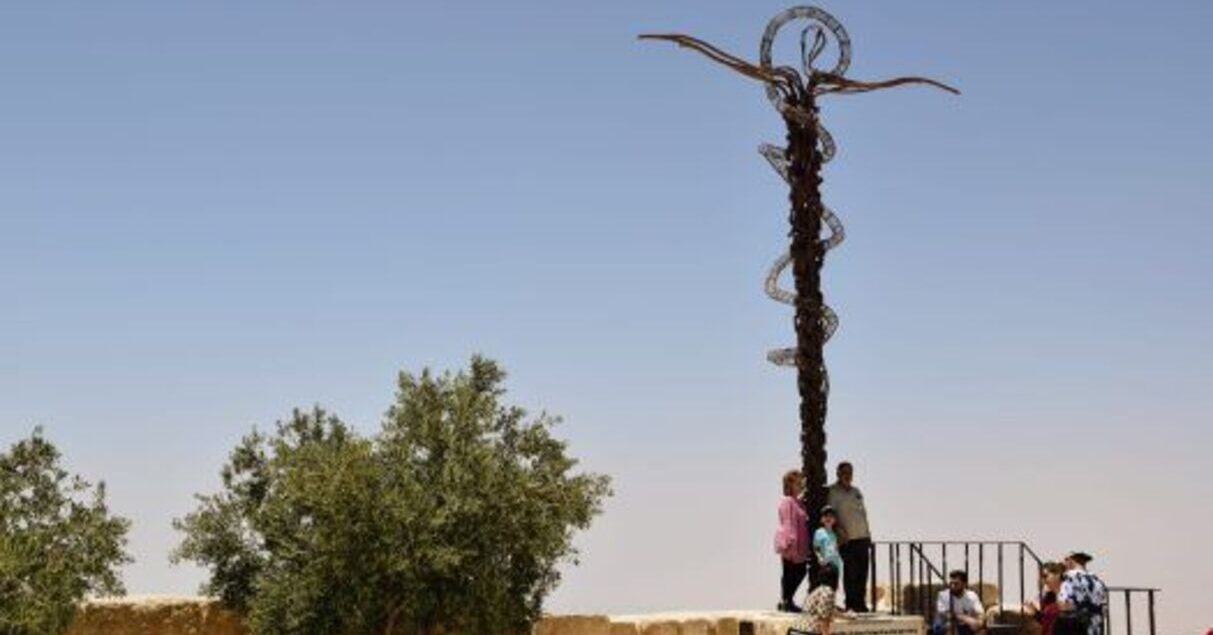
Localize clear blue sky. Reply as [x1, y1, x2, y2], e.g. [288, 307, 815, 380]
[2, 2, 1210, 633]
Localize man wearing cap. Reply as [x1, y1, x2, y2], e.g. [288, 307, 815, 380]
[827, 461, 871, 612]
[1057, 551, 1107, 635]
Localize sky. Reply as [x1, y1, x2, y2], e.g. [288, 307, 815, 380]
[2, 1, 1210, 633]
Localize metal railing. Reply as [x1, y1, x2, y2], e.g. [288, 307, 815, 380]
[868, 541, 1159, 635]
[1104, 587, 1160, 635]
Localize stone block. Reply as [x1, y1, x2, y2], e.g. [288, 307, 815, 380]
[639, 619, 681, 635]
[678, 618, 713, 635]
[536, 615, 613, 635]
[67, 597, 246, 635]
[610, 620, 642, 635]
[751, 615, 796, 635]
[712, 617, 740, 635]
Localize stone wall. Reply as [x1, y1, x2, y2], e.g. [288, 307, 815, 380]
[68, 597, 246, 635]
[68, 597, 925, 635]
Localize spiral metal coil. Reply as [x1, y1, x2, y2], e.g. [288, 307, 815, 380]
[760, 6, 851, 124]
[758, 8, 851, 368]
[640, 5, 956, 529]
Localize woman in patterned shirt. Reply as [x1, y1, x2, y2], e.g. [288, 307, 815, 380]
[1057, 551, 1107, 635]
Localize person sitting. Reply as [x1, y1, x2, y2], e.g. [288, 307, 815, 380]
[800, 564, 844, 635]
[932, 570, 985, 635]
[1024, 561, 1066, 635]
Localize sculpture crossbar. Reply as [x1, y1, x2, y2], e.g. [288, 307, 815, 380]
[641, 7, 956, 528]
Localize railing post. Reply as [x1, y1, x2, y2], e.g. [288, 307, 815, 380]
[997, 543, 1004, 616]
[964, 543, 970, 590]
[890, 543, 897, 614]
[1018, 543, 1025, 610]
[870, 542, 878, 613]
[1147, 590, 1156, 635]
[918, 544, 926, 616]
[1124, 589, 1133, 635]
[978, 543, 985, 606]
[926, 546, 936, 625]
[894, 543, 901, 614]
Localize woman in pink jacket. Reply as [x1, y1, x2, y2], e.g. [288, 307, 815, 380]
[774, 469, 809, 612]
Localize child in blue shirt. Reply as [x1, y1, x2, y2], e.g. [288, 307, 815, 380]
[814, 506, 843, 588]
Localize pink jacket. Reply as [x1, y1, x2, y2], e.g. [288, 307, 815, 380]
[774, 495, 809, 562]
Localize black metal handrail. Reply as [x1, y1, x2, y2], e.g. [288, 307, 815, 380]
[1104, 587, 1161, 635]
[868, 541, 1159, 635]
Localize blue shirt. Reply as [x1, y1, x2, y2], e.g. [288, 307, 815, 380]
[813, 527, 843, 572]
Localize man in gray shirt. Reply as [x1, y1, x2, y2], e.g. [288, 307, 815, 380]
[827, 461, 871, 612]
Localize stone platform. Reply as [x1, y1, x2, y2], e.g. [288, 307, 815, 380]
[540, 612, 924, 635]
[68, 597, 925, 635]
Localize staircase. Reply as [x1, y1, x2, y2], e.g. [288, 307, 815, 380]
[867, 541, 1159, 635]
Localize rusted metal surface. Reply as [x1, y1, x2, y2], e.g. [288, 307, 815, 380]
[642, 7, 956, 555]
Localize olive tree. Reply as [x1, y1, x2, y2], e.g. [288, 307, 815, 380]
[174, 357, 611, 635]
[0, 429, 131, 635]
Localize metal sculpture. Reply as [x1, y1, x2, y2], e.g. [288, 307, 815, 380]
[641, 7, 956, 531]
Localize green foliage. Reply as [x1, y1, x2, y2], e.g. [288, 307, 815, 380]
[174, 357, 612, 635]
[0, 429, 131, 635]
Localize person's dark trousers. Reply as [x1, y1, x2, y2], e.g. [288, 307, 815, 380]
[780, 558, 807, 610]
[807, 560, 839, 591]
[840, 537, 871, 612]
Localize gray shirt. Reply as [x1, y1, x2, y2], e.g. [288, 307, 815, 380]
[826, 482, 870, 542]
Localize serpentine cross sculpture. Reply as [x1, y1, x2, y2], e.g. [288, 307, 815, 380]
[642, 7, 957, 542]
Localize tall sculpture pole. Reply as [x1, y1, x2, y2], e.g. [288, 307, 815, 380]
[642, 7, 956, 536]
